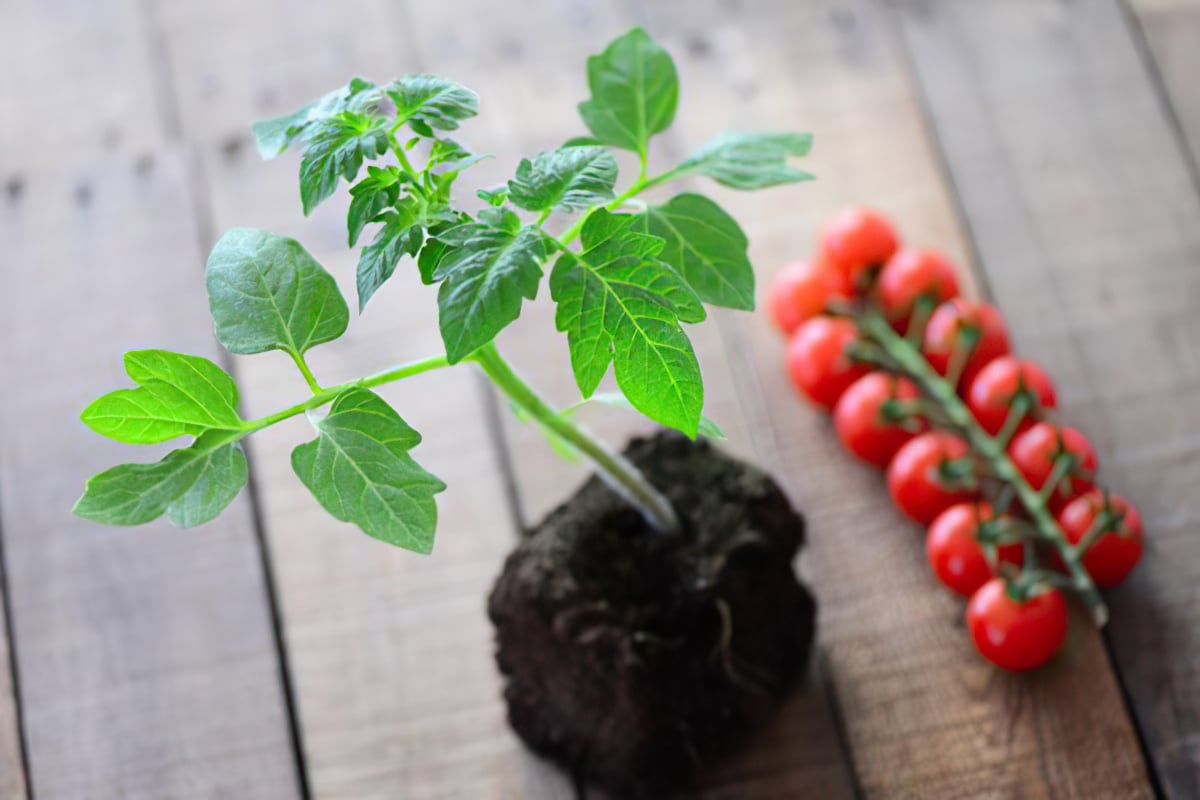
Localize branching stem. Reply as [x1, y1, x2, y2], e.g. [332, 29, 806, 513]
[858, 311, 1108, 626]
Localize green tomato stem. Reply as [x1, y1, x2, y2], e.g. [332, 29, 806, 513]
[859, 311, 1108, 626]
[386, 128, 428, 200]
[289, 351, 323, 394]
[557, 168, 674, 247]
[245, 354, 452, 433]
[472, 342, 681, 534]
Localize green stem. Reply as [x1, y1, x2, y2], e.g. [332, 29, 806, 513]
[245, 354, 451, 433]
[994, 393, 1032, 450]
[1038, 453, 1077, 504]
[387, 127, 428, 200]
[860, 311, 1108, 626]
[472, 342, 680, 534]
[535, 208, 552, 227]
[558, 168, 675, 247]
[289, 351, 323, 394]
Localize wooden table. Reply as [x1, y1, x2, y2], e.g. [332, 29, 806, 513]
[2, 0, 1199, 797]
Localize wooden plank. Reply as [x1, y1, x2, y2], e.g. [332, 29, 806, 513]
[153, 1, 579, 796]
[0, 0, 165, 167]
[644, 0, 1154, 797]
[399, 2, 859, 797]
[1129, 0, 1200, 167]
[0, 568, 26, 799]
[895, 1, 1200, 796]
[0, 1, 304, 796]
[0, 155, 300, 798]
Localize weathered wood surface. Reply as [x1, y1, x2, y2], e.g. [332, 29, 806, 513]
[0, 1, 305, 798]
[4, 0, 1200, 797]
[0, 119, 301, 800]
[1130, 0, 1200, 169]
[897, 1, 1200, 796]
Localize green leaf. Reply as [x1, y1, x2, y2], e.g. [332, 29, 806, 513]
[578, 28, 678, 156]
[291, 389, 445, 552]
[563, 135, 602, 148]
[674, 131, 814, 190]
[206, 228, 350, 358]
[581, 392, 726, 440]
[385, 75, 479, 133]
[74, 432, 247, 527]
[639, 193, 755, 310]
[477, 186, 509, 207]
[356, 202, 423, 310]
[299, 111, 389, 215]
[428, 138, 490, 175]
[417, 214, 470, 285]
[252, 77, 381, 159]
[549, 209, 703, 437]
[81, 350, 244, 444]
[166, 442, 249, 528]
[347, 166, 401, 246]
[507, 146, 618, 212]
[433, 208, 548, 362]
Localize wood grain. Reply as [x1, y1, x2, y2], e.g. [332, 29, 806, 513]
[0, 154, 300, 799]
[1128, 0, 1200, 174]
[0, 569, 26, 798]
[0, 1, 304, 797]
[399, 1, 862, 797]
[152, 0, 580, 795]
[896, 1, 1200, 796]
[644, 0, 1154, 796]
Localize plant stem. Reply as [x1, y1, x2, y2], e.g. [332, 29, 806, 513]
[289, 351, 323, 394]
[245, 354, 451, 433]
[387, 127, 428, 200]
[472, 342, 681, 534]
[859, 311, 1108, 626]
[557, 168, 673, 246]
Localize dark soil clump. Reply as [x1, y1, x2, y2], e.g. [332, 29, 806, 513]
[488, 431, 816, 798]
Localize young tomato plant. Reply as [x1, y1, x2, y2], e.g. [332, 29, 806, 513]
[770, 209, 1145, 671]
[73, 29, 814, 552]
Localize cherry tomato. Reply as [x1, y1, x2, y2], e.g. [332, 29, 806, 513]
[922, 299, 1011, 391]
[786, 317, 869, 410]
[833, 372, 925, 468]
[887, 431, 978, 524]
[766, 259, 851, 336]
[1057, 490, 1143, 588]
[926, 502, 1024, 597]
[967, 578, 1067, 671]
[818, 207, 899, 290]
[877, 248, 960, 323]
[1008, 422, 1097, 503]
[966, 356, 1057, 436]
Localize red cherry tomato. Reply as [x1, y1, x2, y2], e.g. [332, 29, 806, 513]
[877, 248, 960, 323]
[922, 299, 1011, 391]
[786, 317, 869, 410]
[887, 431, 978, 524]
[767, 259, 851, 336]
[926, 503, 1024, 597]
[1008, 422, 1097, 503]
[833, 372, 925, 468]
[966, 356, 1058, 436]
[967, 578, 1067, 671]
[819, 207, 899, 290]
[1057, 490, 1143, 587]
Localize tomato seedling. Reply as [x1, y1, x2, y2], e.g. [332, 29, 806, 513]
[73, 29, 814, 552]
